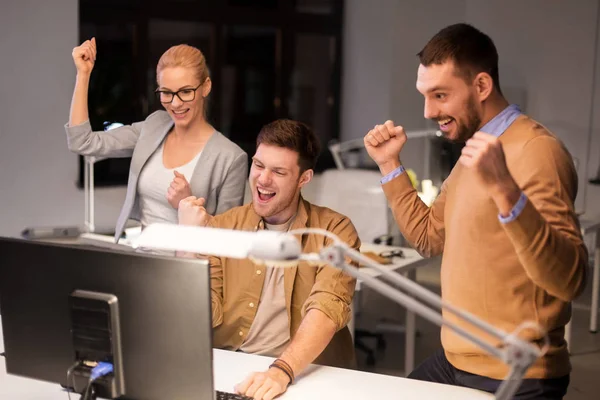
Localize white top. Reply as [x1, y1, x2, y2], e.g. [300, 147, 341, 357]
[240, 220, 293, 356]
[137, 141, 202, 229]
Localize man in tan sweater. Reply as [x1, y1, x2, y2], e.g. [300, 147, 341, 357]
[364, 23, 587, 399]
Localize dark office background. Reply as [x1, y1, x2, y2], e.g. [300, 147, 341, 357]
[78, 0, 345, 187]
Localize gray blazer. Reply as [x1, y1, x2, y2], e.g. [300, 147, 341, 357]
[65, 110, 248, 242]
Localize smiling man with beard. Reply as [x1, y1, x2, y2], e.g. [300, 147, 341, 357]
[364, 23, 587, 400]
[179, 119, 360, 400]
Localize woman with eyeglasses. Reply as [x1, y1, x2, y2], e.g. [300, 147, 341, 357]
[65, 38, 248, 243]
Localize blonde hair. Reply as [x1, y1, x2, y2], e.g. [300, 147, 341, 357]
[156, 44, 210, 84]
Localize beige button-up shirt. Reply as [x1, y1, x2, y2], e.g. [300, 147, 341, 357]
[206, 197, 360, 368]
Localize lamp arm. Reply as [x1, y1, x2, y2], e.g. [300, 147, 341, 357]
[135, 223, 545, 400]
[334, 242, 509, 341]
[300, 241, 545, 400]
[302, 245, 506, 359]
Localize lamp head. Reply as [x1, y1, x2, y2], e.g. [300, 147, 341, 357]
[134, 223, 302, 264]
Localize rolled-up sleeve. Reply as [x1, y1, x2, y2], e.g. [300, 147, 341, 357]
[207, 254, 224, 327]
[302, 217, 360, 331]
[199, 218, 225, 327]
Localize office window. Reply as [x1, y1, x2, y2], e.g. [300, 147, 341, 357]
[220, 26, 279, 157]
[288, 34, 337, 147]
[77, 21, 139, 187]
[295, 0, 335, 14]
[77, 0, 344, 187]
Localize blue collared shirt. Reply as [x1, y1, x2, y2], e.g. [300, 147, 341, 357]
[381, 104, 526, 223]
[480, 104, 521, 138]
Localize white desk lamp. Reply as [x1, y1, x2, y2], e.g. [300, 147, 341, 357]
[83, 155, 107, 233]
[19, 155, 106, 240]
[83, 122, 124, 233]
[134, 223, 548, 400]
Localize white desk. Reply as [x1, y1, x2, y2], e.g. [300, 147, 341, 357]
[358, 243, 432, 289]
[30, 236, 429, 378]
[0, 351, 493, 400]
[563, 217, 600, 351]
[214, 350, 493, 400]
[357, 243, 435, 375]
[580, 218, 600, 333]
[0, 322, 492, 400]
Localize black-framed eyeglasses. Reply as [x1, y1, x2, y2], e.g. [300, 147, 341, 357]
[155, 83, 203, 104]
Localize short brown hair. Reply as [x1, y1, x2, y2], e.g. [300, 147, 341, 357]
[256, 119, 321, 172]
[418, 23, 502, 93]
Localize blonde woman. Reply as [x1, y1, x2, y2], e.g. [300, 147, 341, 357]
[66, 38, 247, 242]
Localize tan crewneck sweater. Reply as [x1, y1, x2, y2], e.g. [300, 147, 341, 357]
[383, 114, 587, 379]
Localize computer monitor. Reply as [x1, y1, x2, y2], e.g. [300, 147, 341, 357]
[0, 237, 216, 400]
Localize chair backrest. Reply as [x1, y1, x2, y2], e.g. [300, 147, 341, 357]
[308, 168, 388, 244]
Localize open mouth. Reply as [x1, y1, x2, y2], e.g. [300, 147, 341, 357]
[257, 187, 276, 202]
[437, 117, 455, 132]
[172, 109, 190, 119]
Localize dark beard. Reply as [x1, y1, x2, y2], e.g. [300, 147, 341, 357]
[453, 96, 482, 143]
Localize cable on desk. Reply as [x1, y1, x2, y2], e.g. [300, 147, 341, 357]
[78, 362, 114, 400]
[66, 361, 81, 400]
[80, 381, 95, 400]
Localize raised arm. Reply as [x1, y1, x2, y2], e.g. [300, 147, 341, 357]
[69, 38, 96, 128]
[463, 133, 588, 301]
[382, 172, 447, 257]
[66, 37, 140, 158]
[365, 120, 446, 257]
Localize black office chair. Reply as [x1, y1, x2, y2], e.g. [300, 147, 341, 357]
[353, 234, 393, 366]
